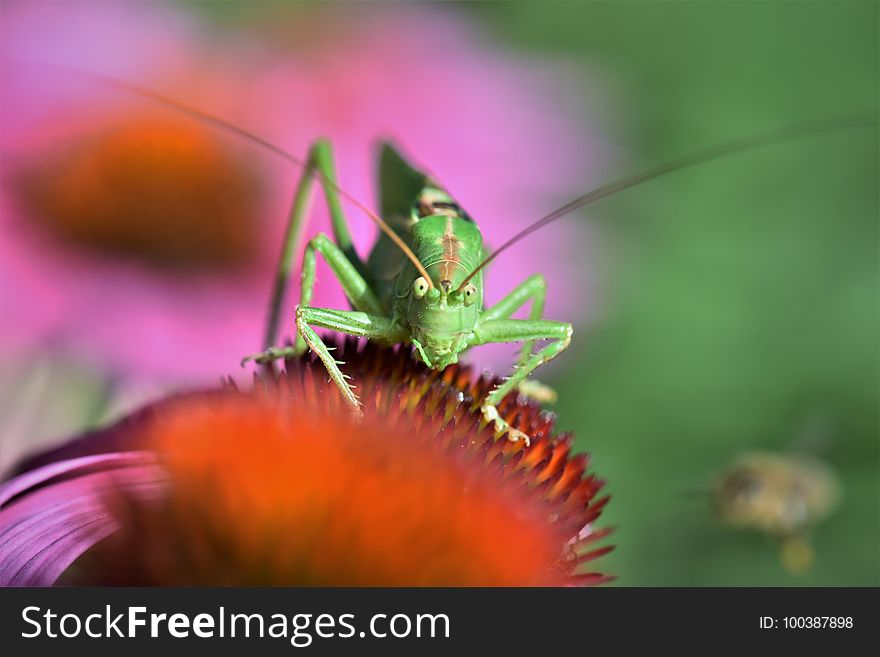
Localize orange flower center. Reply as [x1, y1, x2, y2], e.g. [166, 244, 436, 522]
[88, 391, 573, 586]
[12, 114, 265, 272]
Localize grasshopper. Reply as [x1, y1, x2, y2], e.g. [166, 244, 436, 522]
[244, 139, 570, 444]
[54, 70, 877, 446]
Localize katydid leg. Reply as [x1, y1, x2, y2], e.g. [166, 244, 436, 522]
[243, 234, 384, 363]
[248, 138, 388, 367]
[481, 274, 547, 363]
[294, 234, 384, 352]
[294, 307, 407, 408]
[261, 139, 370, 352]
[471, 318, 573, 444]
[482, 275, 559, 403]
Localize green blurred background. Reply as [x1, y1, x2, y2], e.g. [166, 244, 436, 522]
[465, 0, 878, 586]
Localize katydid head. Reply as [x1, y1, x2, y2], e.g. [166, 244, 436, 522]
[403, 216, 484, 369]
[407, 269, 482, 369]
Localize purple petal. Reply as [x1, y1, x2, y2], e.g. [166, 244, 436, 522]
[0, 451, 152, 506]
[0, 453, 165, 586]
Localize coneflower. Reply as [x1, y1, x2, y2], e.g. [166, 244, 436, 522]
[1, 338, 612, 586]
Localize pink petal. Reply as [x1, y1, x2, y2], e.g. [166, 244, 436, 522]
[0, 453, 165, 586]
[0, 451, 150, 506]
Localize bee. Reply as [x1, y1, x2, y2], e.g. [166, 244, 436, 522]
[712, 451, 840, 574]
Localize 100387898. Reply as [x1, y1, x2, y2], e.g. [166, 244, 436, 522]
[783, 617, 854, 629]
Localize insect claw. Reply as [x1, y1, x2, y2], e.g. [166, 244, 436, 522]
[517, 379, 559, 404]
[506, 427, 531, 447]
[481, 403, 531, 447]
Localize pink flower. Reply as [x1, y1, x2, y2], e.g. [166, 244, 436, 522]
[1, 2, 605, 385]
[0, 340, 612, 586]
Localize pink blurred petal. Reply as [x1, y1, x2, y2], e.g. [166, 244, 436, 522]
[1, 452, 141, 506]
[0, 452, 165, 586]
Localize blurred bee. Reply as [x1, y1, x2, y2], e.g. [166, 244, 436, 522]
[712, 451, 840, 575]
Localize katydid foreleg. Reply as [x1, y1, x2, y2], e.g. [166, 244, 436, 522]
[243, 233, 386, 364]
[244, 138, 389, 366]
[261, 139, 363, 352]
[295, 307, 408, 408]
[293, 233, 384, 353]
[471, 317, 573, 445]
[480, 275, 559, 403]
[481, 274, 546, 358]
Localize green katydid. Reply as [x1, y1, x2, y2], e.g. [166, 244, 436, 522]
[238, 117, 876, 446]
[50, 69, 877, 446]
[243, 138, 571, 444]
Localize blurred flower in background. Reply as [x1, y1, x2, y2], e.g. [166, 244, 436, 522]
[0, 0, 278, 465]
[0, 1, 601, 380]
[0, 1, 602, 463]
[0, 341, 612, 586]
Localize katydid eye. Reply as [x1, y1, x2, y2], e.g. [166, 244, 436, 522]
[462, 283, 478, 306]
[412, 276, 430, 298]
